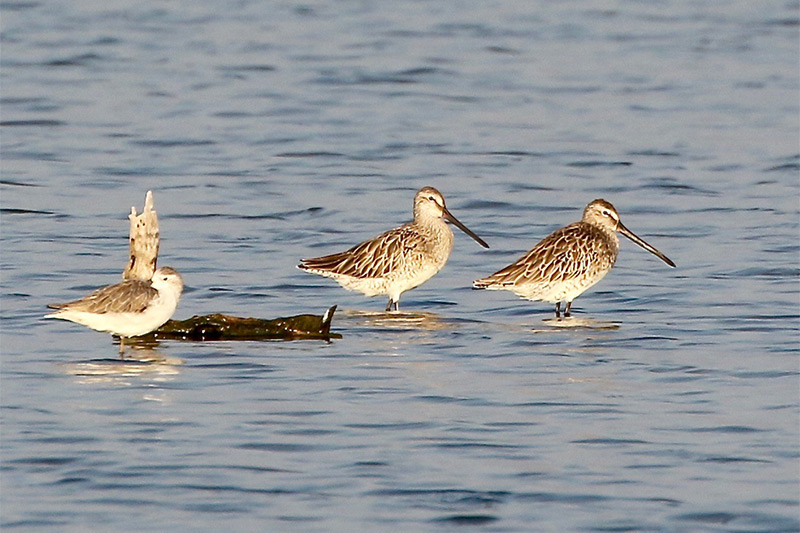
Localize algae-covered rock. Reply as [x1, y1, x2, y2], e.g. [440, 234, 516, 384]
[148, 305, 339, 341]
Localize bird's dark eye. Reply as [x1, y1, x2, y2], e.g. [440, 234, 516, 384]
[602, 210, 610, 217]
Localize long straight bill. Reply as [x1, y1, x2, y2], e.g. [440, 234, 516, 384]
[618, 223, 675, 267]
[443, 208, 489, 249]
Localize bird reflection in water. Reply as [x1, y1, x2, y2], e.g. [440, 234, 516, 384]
[60, 338, 183, 382]
[341, 308, 458, 331]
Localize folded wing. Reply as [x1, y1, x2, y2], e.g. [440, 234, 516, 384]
[48, 280, 158, 314]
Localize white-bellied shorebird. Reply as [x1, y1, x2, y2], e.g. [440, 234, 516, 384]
[46, 267, 184, 349]
[473, 199, 674, 318]
[299, 186, 489, 311]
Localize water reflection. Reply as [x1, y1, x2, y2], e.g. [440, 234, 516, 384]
[59, 339, 183, 383]
[342, 309, 458, 331]
[534, 316, 621, 332]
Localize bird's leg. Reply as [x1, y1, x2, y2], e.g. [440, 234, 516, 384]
[119, 337, 126, 358]
[564, 301, 572, 318]
[554, 302, 561, 319]
[385, 299, 394, 312]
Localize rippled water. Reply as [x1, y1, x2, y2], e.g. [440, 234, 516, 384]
[2, 1, 799, 531]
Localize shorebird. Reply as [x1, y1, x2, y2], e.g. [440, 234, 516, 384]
[473, 199, 675, 318]
[299, 186, 489, 311]
[46, 266, 184, 350]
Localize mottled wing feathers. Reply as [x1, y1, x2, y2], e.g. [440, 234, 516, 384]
[475, 223, 610, 287]
[48, 280, 158, 314]
[300, 225, 422, 279]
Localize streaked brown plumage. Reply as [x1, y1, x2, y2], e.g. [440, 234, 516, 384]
[473, 199, 675, 318]
[299, 187, 489, 311]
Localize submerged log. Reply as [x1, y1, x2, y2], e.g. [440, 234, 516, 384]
[147, 305, 340, 341]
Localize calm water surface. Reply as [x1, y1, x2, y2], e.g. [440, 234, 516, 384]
[2, 1, 799, 531]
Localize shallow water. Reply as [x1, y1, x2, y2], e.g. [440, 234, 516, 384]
[2, 0, 799, 531]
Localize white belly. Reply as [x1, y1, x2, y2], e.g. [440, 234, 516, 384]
[510, 270, 610, 304]
[50, 293, 179, 337]
[330, 262, 443, 301]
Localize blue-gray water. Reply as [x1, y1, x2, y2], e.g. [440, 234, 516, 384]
[2, 1, 798, 531]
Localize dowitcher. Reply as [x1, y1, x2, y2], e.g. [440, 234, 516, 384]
[473, 199, 674, 318]
[299, 186, 489, 311]
[46, 267, 184, 349]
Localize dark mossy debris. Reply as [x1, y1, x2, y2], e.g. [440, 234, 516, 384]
[147, 305, 339, 341]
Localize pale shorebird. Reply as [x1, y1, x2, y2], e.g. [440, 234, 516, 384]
[46, 266, 184, 350]
[299, 186, 489, 311]
[473, 199, 675, 318]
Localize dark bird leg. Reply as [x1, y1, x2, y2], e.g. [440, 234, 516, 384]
[555, 302, 562, 319]
[386, 299, 399, 312]
[564, 301, 572, 318]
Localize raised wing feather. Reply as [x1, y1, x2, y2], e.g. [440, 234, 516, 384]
[475, 223, 609, 287]
[300, 224, 423, 279]
[48, 279, 158, 314]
